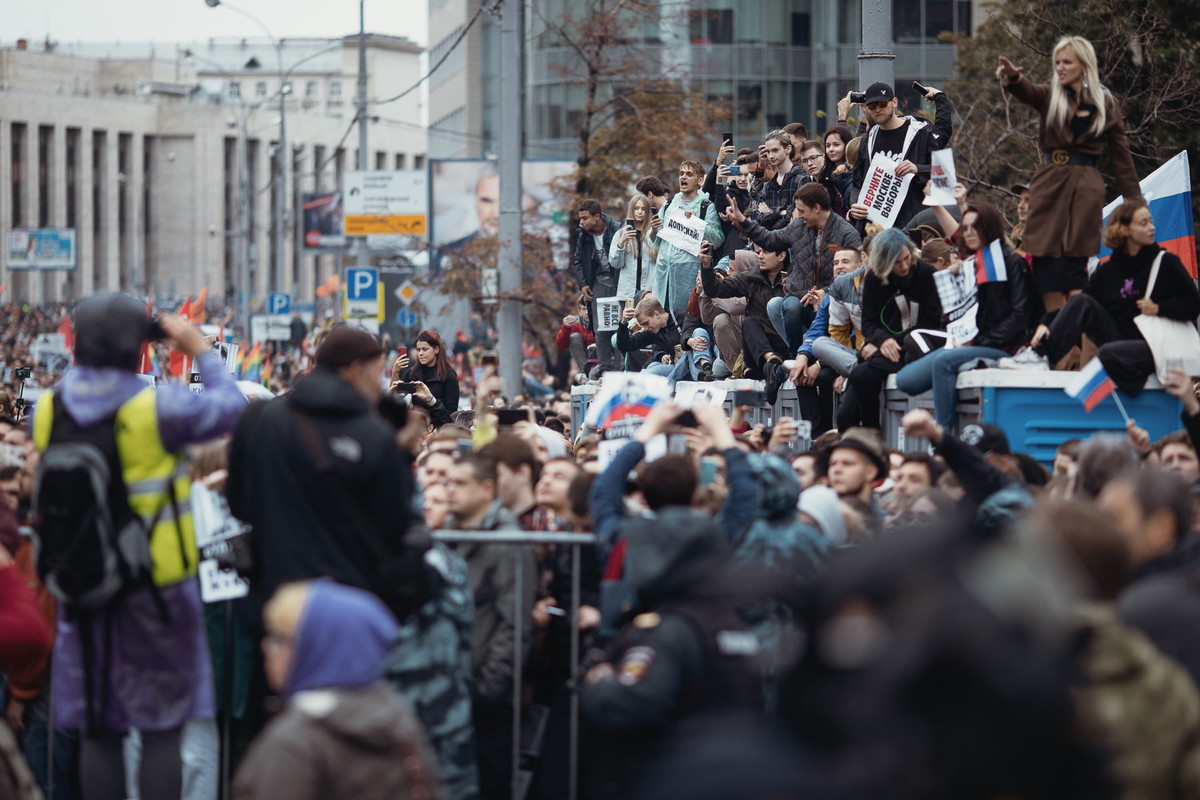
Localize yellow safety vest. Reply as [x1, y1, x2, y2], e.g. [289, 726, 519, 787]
[33, 387, 195, 587]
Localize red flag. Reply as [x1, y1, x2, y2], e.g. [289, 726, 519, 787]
[57, 316, 74, 354]
[169, 296, 193, 378]
[191, 288, 208, 324]
[139, 298, 155, 374]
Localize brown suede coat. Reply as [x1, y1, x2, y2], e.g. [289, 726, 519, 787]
[1003, 74, 1140, 258]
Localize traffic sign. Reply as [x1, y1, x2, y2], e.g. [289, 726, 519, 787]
[344, 267, 382, 321]
[396, 280, 418, 305]
[267, 292, 291, 315]
[397, 308, 419, 328]
[343, 171, 428, 236]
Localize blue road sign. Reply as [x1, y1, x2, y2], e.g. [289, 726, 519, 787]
[267, 292, 291, 315]
[396, 308, 418, 327]
[346, 268, 379, 301]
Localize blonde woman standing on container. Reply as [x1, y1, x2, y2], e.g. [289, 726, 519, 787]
[996, 36, 1141, 312]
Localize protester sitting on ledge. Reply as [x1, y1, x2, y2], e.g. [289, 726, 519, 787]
[1031, 199, 1200, 393]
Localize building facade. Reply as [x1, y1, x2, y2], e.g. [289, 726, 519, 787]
[0, 34, 426, 307]
[429, 0, 981, 162]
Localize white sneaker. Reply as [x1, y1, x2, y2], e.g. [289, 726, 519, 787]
[997, 347, 1049, 370]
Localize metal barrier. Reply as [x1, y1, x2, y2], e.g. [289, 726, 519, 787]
[431, 530, 598, 800]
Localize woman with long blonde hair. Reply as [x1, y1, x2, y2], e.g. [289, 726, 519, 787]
[996, 36, 1140, 312]
[609, 193, 658, 298]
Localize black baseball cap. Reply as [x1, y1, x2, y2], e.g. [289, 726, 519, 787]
[1010, 183, 1031, 195]
[960, 423, 1011, 456]
[863, 82, 895, 105]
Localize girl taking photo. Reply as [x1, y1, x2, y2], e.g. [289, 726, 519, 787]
[610, 194, 658, 299]
[391, 329, 461, 428]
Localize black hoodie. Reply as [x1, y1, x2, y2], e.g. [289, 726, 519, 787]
[227, 368, 422, 619]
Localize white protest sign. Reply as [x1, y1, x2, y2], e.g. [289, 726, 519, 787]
[934, 261, 979, 346]
[584, 371, 672, 439]
[857, 153, 915, 229]
[191, 483, 250, 603]
[923, 148, 957, 206]
[674, 383, 727, 409]
[594, 296, 631, 333]
[658, 212, 706, 256]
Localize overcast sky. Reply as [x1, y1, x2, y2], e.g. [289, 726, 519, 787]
[4, 0, 428, 47]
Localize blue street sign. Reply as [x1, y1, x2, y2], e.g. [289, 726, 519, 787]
[267, 292, 291, 315]
[396, 308, 418, 327]
[346, 268, 379, 301]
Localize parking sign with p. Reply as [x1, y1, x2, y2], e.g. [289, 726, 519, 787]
[344, 267, 382, 320]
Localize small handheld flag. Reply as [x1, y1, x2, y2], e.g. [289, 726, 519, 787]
[1064, 357, 1118, 414]
[974, 239, 1008, 285]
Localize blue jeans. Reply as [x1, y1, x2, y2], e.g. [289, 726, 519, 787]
[766, 295, 813, 355]
[895, 345, 1009, 431]
[644, 333, 714, 383]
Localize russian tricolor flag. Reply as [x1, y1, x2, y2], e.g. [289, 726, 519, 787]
[974, 239, 1008, 284]
[1100, 150, 1196, 278]
[1064, 357, 1116, 413]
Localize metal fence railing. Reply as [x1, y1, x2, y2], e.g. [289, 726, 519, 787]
[431, 530, 598, 800]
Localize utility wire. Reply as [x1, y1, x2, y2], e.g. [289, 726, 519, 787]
[371, 0, 496, 107]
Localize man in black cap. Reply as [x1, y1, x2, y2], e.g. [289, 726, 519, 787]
[849, 81, 953, 232]
[227, 325, 429, 621]
[827, 427, 889, 506]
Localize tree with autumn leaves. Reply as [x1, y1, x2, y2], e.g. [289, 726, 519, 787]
[944, 0, 1200, 236]
[428, 0, 731, 363]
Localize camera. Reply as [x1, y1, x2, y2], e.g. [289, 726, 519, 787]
[146, 316, 168, 342]
[849, 91, 867, 104]
[13, 367, 31, 381]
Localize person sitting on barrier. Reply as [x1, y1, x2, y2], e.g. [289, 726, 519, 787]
[699, 241, 793, 404]
[1030, 199, 1200, 390]
[723, 182, 862, 350]
[895, 202, 1033, 433]
[846, 228, 944, 430]
[616, 295, 716, 382]
[233, 580, 446, 800]
[444, 451, 536, 799]
[699, 250, 755, 379]
[788, 246, 868, 434]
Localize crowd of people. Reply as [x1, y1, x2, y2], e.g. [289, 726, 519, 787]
[0, 33, 1199, 800]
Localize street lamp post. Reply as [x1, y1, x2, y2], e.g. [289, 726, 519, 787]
[205, 0, 287, 297]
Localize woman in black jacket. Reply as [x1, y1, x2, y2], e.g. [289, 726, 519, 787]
[819, 125, 854, 217]
[1033, 199, 1200, 394]
[896, 203, 1033, 431]
[391, 329, 460, 427]
[847, 228, 944, 429]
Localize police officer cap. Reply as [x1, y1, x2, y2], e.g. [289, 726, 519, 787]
[73, 292, 152, 372]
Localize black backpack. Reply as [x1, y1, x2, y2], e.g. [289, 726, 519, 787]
[31, 393, 165, 611]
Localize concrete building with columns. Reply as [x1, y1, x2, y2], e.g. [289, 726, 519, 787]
[0, 34, 425, 308]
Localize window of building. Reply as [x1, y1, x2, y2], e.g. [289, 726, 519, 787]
[329, 82, 343, 104]
[737, 0, 789, 46]
[894, 0, 973, 42]
[11, 123, 25, 228]
[375, 151, 387, 170]
[229, 81, 241, 98]
[413, 155, 425, 169]
[255, 81, 267, 98]
[689, 8, 734, 44]
[306, 81, 318, 97]
[395, 153, 406, 170]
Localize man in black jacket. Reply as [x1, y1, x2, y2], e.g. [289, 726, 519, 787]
[1099, 468, 1200, 688]
[227, 326, 428, 621]
[573, 199, 623, 376]
[849, 83, 952, 233]
[700, 242, 792, 403]
[724, 182, 862, 351]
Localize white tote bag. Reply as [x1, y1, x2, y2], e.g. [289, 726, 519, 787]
[1133, 251, 1200, 381]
